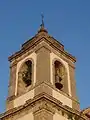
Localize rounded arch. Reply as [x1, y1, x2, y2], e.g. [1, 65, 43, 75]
[52, 58, 67, 71]
[17, 58, 34, 95]
[18, 58, 34, 72]
[52, 58, 69, 93]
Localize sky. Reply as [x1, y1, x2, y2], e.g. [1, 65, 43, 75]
[0, 0, 90, 113]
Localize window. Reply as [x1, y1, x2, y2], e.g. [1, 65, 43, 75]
[54, 60, 64, 90]
[22, 60, 32, 87]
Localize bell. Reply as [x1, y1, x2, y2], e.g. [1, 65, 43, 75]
[25, 78, 31, 87]
[55, 82, 63, 90]
[55, 75, 63, 90]
[22, 71, 32, 87]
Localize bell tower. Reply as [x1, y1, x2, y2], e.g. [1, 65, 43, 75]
[2, 22, 84, 120]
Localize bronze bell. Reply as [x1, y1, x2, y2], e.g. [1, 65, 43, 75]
[55, 74, 63, 90]
[22, 71, 32, 87]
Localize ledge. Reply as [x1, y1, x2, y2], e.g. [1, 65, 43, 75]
[0, 92, 85, 119]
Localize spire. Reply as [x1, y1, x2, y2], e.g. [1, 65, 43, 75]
[38, 14, 48, 33]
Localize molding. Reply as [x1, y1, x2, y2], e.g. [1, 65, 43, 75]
[0, 92, 85, 119]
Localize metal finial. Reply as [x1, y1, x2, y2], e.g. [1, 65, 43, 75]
[38, 14, 48, 33]
[41, 14, 44, 27]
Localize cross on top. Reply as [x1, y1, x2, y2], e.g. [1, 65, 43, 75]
[41, 13, 44, 27]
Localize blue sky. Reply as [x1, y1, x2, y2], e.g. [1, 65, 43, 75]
[0, 0, 90, 113]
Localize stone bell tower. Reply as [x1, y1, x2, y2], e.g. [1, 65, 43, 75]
[0, 21, 87, 120]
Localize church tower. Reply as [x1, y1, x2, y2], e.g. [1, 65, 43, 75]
[0, 21, 87, 120]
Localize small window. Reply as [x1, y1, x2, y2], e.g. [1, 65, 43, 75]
[54, 61, 64, 90]
[22, 60, 32, 87]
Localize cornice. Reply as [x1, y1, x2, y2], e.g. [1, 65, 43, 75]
[0, 92, 85, 119]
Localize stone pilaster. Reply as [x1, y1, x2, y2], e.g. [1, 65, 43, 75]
[36, 46, 50, 84]
[69, 64, 80, 111]
[8, 64, 17, 97]
[6, 64, 17, 110]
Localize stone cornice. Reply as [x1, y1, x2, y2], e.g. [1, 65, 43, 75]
[0, 92, 85, 119]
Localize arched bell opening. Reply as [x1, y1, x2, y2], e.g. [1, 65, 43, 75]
[17, 60, 33, 96]
[21, 60, 32, 87]
[54, 60, 65, 90]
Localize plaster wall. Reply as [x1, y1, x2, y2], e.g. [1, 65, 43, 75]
[14, 89, 34, 107]
[53, 89, 72, 108]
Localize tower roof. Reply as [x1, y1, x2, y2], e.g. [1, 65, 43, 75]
[8, 22, 76, 63]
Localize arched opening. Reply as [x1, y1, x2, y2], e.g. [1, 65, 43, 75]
[21, 60, 32, 87]
[17, 60, 33, 95]
[54, 60, 64, 90]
